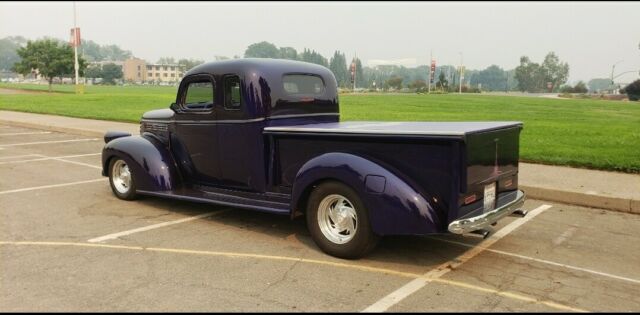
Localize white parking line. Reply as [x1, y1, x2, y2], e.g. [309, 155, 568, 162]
[0, 153, 101, 165]
[50, 157, 102, 170]
[0, 154, 41, 160]
[362, 204, 552, 312]
[0, 131, 52, 136]
[0, 178, 105, 195]
[0, 138, 99, 147]
[87, 210, 229, 243]
[429, 236, 640, 286]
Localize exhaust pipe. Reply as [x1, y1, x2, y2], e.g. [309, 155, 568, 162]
[510, 209, 528, 218]
[470, 229, 491, 239]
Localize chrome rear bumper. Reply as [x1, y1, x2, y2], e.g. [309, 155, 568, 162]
[448, 190, 526, 234]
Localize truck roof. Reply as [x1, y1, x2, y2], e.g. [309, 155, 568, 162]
[186, 58, 339, 119]
[186, 58, 334, 79]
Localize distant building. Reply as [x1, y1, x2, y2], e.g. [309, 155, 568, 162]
[123, 57, 185, 84]
[123, 57, 147, 82]
[89, 60, 124, 68]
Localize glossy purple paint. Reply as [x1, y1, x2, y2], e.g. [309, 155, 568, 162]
[290, 152, 443, 234]
[101, 59, 523, 236]
[102, 134, 180, 191]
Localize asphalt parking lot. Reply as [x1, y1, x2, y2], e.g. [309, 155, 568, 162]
[1, 124, 639, 312]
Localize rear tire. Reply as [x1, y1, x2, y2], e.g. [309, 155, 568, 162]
[108, 157, 138, 200]
[306, 181, 379, 259]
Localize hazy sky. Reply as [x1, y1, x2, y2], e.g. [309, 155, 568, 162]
[2, 1, 639, 83]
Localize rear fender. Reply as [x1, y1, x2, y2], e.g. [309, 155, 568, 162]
[291, 152, 443, 235]
[101, 134, 180, 191]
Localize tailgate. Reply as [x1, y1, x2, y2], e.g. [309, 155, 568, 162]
[458, 125, 522, 218]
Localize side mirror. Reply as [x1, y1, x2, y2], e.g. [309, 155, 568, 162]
[170, 102, 180, 112]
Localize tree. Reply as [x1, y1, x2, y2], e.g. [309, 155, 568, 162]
[471, 65, 506, 91]
[385, 75, 403, 90]
[408, 79, 427, 92]
[541, 52, 569, 92]
[515, 56, 545, 92]
[621, 79, 640, 101]
[156, 57, 176, 64]
[84, 64, 102, 82]
[0, 36, 26, 71]
[329, 51, 348, 87]
[515, 53, 569, 92]
[573, 81, 588, 93]
[101, 63, 123, 85]
[244, 41, 279, 58]
[178, 58, 204, 71]
[436, 72, 448, 90]
[12, 39, 87, 91]
[299, 48, 328, 66]
[278, 47, 298, 60]
[101, 44, 131, 61]
[81, 39, 131, 62]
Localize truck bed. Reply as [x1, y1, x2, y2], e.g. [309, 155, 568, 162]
[264, 121, 523, 139]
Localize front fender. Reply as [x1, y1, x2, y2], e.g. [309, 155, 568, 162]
[292, 152, 443, 235]
[101, 134, 180, 192]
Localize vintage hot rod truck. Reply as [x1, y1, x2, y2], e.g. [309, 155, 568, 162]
[102, 59, 526, 259]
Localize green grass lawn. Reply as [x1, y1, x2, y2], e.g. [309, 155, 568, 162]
[1, 83, 639, 173]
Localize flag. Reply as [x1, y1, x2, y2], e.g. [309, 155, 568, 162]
[350, 62, 356, 83]
[430, 59, 436, 83]
[70, 27, 81, 47]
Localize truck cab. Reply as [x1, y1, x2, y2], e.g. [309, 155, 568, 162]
[102, 58, 526, 259]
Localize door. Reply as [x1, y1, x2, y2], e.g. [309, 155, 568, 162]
[215, 74, 264, 192]
[171, 74, 221, 186]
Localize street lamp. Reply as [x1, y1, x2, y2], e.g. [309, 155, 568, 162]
[610, 60, 624, 93]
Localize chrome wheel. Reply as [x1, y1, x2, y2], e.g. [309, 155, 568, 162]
[111, 160, 132, 194]
[317, 194, 358, 244]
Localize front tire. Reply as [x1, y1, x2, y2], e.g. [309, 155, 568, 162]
[108, 157, 138, 200]
[306, 181, 379, 259]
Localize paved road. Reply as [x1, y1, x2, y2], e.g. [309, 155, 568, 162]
[1, 124, 639, 312]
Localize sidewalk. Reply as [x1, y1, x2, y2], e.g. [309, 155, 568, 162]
[1, 110, 638, 214]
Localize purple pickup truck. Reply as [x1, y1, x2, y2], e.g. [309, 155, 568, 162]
[101, 59, 526, 259]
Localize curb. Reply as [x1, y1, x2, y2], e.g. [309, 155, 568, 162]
[0, 119, 123, 139]
[1, 118, 637, 215]
[520, 185, 640, 214]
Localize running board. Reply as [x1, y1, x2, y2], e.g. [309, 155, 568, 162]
[137, 189, 291, 215]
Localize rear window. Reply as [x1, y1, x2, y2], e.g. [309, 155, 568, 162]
[283, 74, 325, 95]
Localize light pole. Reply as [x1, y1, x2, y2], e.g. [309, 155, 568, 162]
[610, 60, 623, 93]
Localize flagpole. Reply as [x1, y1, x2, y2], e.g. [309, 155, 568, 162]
[428, 50, 432, 94]
[73, 1, 80, 93]
[353, 53, 357, 91]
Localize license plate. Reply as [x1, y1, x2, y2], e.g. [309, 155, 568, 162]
[483, 182, 496, 212]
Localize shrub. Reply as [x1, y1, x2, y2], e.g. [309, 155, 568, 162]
[621, 80, 640, 101]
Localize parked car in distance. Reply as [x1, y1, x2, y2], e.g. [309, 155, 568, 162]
[102, 59, 526, 259]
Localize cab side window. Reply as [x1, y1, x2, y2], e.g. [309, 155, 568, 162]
[224, 76, 241, 110]
[183, 80, 214, 111]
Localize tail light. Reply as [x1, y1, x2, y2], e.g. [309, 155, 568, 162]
[464, 194, 477, 205]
